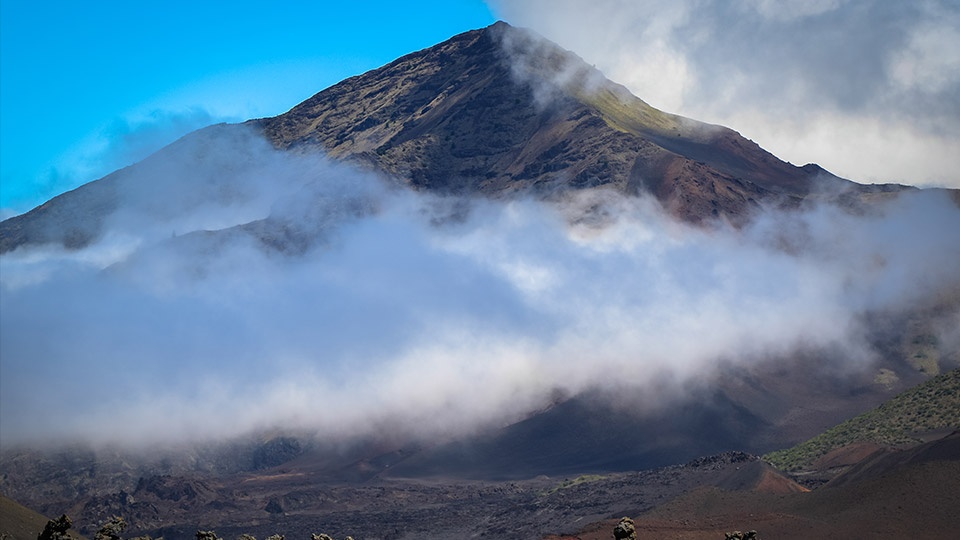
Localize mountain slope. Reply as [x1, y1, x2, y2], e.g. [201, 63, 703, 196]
[0, 494, 80, 540]
[384, 391, 771, 479]
[764, 368, 960, 472]
[2, 18, 957, 494]
[257, 21, 883, 220]
[611, 459, 960, 539]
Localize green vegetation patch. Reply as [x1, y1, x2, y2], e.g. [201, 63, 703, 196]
[576, 86, 680, 135]
[764, 368, 960, 472]
[540, 474, 607, 496]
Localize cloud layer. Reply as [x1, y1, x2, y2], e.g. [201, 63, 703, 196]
[490, 0, 960, 188]
[3, 126, 959, 450]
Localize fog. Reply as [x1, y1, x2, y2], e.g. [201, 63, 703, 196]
[1, 125, 959, 449]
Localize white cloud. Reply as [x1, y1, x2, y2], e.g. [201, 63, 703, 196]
[889, 20, 960, 96]
[3, 128, 957, 448]
[741, 0, 848, 21]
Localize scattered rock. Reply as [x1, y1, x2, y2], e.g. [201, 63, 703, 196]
[612, 517, 636, 540]
[94, 516, 127, 540]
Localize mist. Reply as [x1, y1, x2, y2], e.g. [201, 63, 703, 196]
[1, 125, 959, 449]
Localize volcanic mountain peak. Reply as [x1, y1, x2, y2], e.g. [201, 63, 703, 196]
[492, 21, 682, 134]
[0, 21, 916, 254]
[255, 21, 851, 216]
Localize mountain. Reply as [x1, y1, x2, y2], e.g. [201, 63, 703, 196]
[381, 390, 769, 479]
[2, 16, 957, 447]
[2, 17, 957, 478]
[255, 22, 900, 213]
[2, 21, 960, 539]
[0, 22, 910, 254]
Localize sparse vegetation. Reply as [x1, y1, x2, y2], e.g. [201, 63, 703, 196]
[873, 368, 898, 389]
[764, 368, 960, 471]
[577, 85, 680, 135]
[541, 473, 607, 495]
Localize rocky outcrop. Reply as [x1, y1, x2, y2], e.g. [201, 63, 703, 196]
[612, 517, 636, 540]
[38, 515, 73, 540]
[93, 516, 127, 540]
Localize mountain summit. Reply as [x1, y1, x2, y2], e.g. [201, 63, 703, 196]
[256, 21, 890, 219]
[0, 22, 909, 253]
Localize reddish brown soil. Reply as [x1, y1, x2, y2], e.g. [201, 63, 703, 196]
[753, 467, 809, 494]
[813, 441, 885, 470]
[565, 459, 960, 539]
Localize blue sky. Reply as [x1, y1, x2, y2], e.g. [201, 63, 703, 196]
[3, 1, 958, 216]
[0, 0, 495, 214]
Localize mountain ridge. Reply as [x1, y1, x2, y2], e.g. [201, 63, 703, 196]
[254, 21, 888, 218]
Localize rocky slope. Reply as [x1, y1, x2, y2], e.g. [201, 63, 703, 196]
[256, 21, 901, 221]
[0, 494, 73, 540]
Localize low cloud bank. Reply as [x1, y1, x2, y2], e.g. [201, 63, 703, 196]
[1, 127, 958, 448]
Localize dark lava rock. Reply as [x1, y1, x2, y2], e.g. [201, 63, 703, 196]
[265, 498, 284, 514]
[253, 438, 303, 470]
